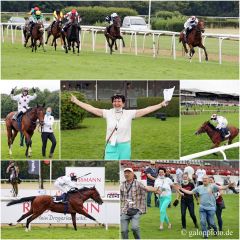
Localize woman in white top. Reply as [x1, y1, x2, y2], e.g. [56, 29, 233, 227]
[41, 107, 56, 158]
[71, 94, 168, 160]
[154, 167, 179, 230]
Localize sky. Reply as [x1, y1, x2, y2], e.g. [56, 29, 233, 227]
[181, 80, 239, 95]
[0, 80, 60, 94]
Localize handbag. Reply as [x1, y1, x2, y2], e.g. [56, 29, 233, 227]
[127, 208, 139, 216]
[217, 199, 226, 209]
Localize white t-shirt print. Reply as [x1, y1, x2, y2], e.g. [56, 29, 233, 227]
[102, 109, 137, 144]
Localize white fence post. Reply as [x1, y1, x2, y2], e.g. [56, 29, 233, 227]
[142, 33, 147, 53]
[134, 32, 138, 55]
[152, 33, 156, 58]
[1, 25, 4, 43]
[219, 37, 226, 64]
[171, 34, 176, 60]
[11, 24, 14, 44]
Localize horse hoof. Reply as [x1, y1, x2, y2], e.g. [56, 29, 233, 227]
[25, 228, 29, 232]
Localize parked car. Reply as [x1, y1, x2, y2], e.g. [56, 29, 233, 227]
[7, 17, 26, 29]
[122, 16, 148, 31]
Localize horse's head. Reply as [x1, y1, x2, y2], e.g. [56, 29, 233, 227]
[36, 103, 45, 126]
[36, 21, 44, 33]
[197, 20, 205, 33]
[113, 16, 121, 28]
[195, 121, 209, 135]
[89, 186, 103, 205]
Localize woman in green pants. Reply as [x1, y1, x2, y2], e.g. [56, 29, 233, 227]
[71, 94, 168, 160]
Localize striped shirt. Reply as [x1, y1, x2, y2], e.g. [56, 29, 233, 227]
[120, 179, 147, 214]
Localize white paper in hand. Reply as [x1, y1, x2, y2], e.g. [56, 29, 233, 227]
[163, 86, 175, 102]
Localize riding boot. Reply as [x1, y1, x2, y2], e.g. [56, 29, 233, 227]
[62, 192, 67, 203]
[16, 111, 24, 121]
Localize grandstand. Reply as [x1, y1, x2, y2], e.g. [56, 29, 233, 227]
[181, 88, 239, 106]
[120, 160, 239, 176]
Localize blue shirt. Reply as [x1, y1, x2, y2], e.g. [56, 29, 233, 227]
[192, 184, 219, 211]
[145, 167, 157, 186]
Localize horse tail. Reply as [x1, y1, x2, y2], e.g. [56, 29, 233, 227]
[7, 196, 36, 206]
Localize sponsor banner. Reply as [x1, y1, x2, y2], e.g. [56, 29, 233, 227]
[65, 167, 105, 196]
[1, 198, 119, 224]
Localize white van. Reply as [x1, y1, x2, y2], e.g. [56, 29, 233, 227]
[122, 16, 148, 31]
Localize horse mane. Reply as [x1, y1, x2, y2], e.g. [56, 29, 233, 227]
[78, 187, 95, 193]
[26, 107, 33, 113]
[205, 121, 216, 130]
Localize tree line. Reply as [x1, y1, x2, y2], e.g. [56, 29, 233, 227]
[1, 88, 60, 119]
[1, 1, 238, 17]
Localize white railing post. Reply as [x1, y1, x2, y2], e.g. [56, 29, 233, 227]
[129, 32, 134, 52]
[21, 25, 24, 44]
[1, 25, 4, 43]
[11, 24, 14, 44]
[134, 32, 138, 55]
[79, 29, 82, 51]
[219, 37, 225, 64]
[142, 33, 147, 53]
[92, 29, 95, 51]
[156, 34, 161, 56]
[152, 33, 156, 58]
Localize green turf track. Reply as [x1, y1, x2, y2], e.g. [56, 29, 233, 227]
[1, 226, 119, 239]
[138, 194, 239, 239]
[61, 117, 179, 160]
[1, 123, 60, 160]
[1, 41, 239, 80]
[1, 195, 238, 239]
[181, 112, 239, 160]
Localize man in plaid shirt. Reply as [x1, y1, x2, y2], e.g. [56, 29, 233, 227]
[120, 168, 160, 239]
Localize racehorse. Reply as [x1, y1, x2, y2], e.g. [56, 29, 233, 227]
[104, 16, 125, 54]
[23, 20, 31, 47]
[195, 121, 239, 149]
[7, 187, 104, 231]
[45, 20, 63, 51]
[31, 21, 45, 52]
[62, 20, 80, 54]
[5, 104, 45, 158]
[179, 20, 208, 61]
[8, 168, 20, 197]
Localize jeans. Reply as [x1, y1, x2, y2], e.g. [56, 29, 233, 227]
[199, 208, 217, 238]
[121, 212, 141, 239]
[216, 205, 223, 231]
[159, 195, 171, 224]
[41, 132, 57, 156]
[181, 199, 198, 229]
[147, 191, 158, 207]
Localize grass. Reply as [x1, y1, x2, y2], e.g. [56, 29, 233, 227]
[1, 225, 120, 239]
[61, 117, 179, 160]
[181, 112, 239, 160]
[1, 123, 60, 160]
[136, 194, 239, 239]
[1, 40, 239, 80]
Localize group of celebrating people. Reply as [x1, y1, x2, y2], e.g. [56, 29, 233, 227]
[10, 87, 56, 158]
[120, 162, 237, 239]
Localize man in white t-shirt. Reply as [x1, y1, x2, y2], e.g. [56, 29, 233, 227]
[184, 162, 195, 182]
[176, 167, 183, 184]
[71, 94, 168, 160]
[195, 165, 206, 186]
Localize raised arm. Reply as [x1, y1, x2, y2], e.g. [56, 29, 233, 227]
[71, 94, 103, 117]
[178, 185, 194, 195]
[218, 182, 235, 190]
[135, 101, 168, 118]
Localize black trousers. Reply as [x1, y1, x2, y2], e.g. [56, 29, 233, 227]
[41, 132, 56, 156]
[181, 199, 197, 229]
[216, 204, 223, 231]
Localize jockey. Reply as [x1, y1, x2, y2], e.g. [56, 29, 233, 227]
[49, 9, 63, 31]
[210, 114, 230, 138]
[10, 87, 37, 121]
[54, 173, 80, 202]
[62, 9, 81, 32]
[105, 12, 118, 32]
[29, 10, 44, 34]
[183, 16, 199, 41]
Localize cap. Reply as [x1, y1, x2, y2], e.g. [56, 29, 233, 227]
[150, 160, 155, 164]
[124, 168, 134, 173]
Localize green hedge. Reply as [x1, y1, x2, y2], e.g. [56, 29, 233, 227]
[137, 97, 179, 117]
[155, 10, 182, 19]
[152, 18, 184, 32]
[61, 91, 87, 130]
[62, 6, 138, 25]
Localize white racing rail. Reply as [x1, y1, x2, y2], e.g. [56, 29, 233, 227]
[180, 142, 240, 161]
[1, 22, 239, 64]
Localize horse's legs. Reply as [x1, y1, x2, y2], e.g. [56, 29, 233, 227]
[25, 211, 45, 231]
[24, 132, 32, 158]
[31, 37, 34, 52]
[71, 213, 77, 230]
[45, 31, 51, 45]
[199, 43, 208, 61]
[182, 42, 188, 54]
[17, 209, 33, 223]
[120, 36, 125, 48]
[77, 208, 97, 222]
[114, 41, 118, 50]
[72, 41, 75, 54]
[53, 37, 57, 51]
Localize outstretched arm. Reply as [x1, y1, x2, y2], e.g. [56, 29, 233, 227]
[71, 94, 103, 117]
[219, 182, 235, 190]
[135, 101, 168, 118]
